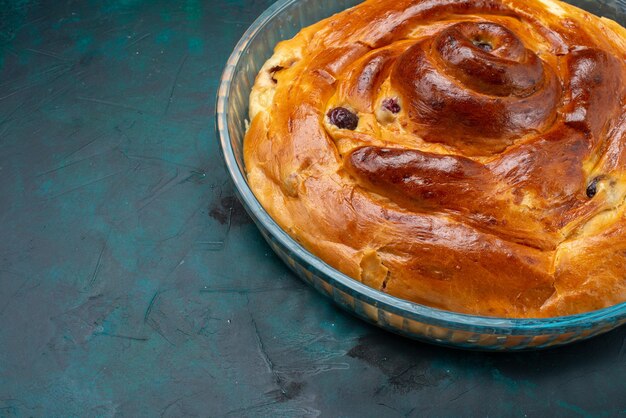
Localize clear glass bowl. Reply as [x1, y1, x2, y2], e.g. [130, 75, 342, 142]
[216, 0, 626, 350]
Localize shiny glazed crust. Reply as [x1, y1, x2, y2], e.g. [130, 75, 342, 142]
[244, 0, 626, 317]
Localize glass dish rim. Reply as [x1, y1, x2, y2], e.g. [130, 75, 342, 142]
[216, 0, 626, 336]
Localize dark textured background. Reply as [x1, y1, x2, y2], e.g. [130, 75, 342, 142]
[1, 0, 625, 416]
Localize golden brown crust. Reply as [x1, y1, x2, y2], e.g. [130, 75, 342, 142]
[244, 0, 626, 317]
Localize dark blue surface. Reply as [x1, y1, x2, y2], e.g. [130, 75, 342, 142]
[0, 0, 625, 416]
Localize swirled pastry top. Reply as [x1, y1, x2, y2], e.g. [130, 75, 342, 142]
[244, 0, 626, 317]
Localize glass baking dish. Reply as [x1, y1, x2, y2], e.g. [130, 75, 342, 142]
[216, 0, 626, 350]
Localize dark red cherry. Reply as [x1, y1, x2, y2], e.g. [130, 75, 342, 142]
[382, 98, 401, 114]
[586, 177, 599, 198]
[327, 107, 359, 130]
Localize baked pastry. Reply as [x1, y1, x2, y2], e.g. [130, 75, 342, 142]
[244, 0, 626, 317]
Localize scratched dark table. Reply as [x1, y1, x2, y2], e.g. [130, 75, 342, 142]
[1, 0, 626, 416]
